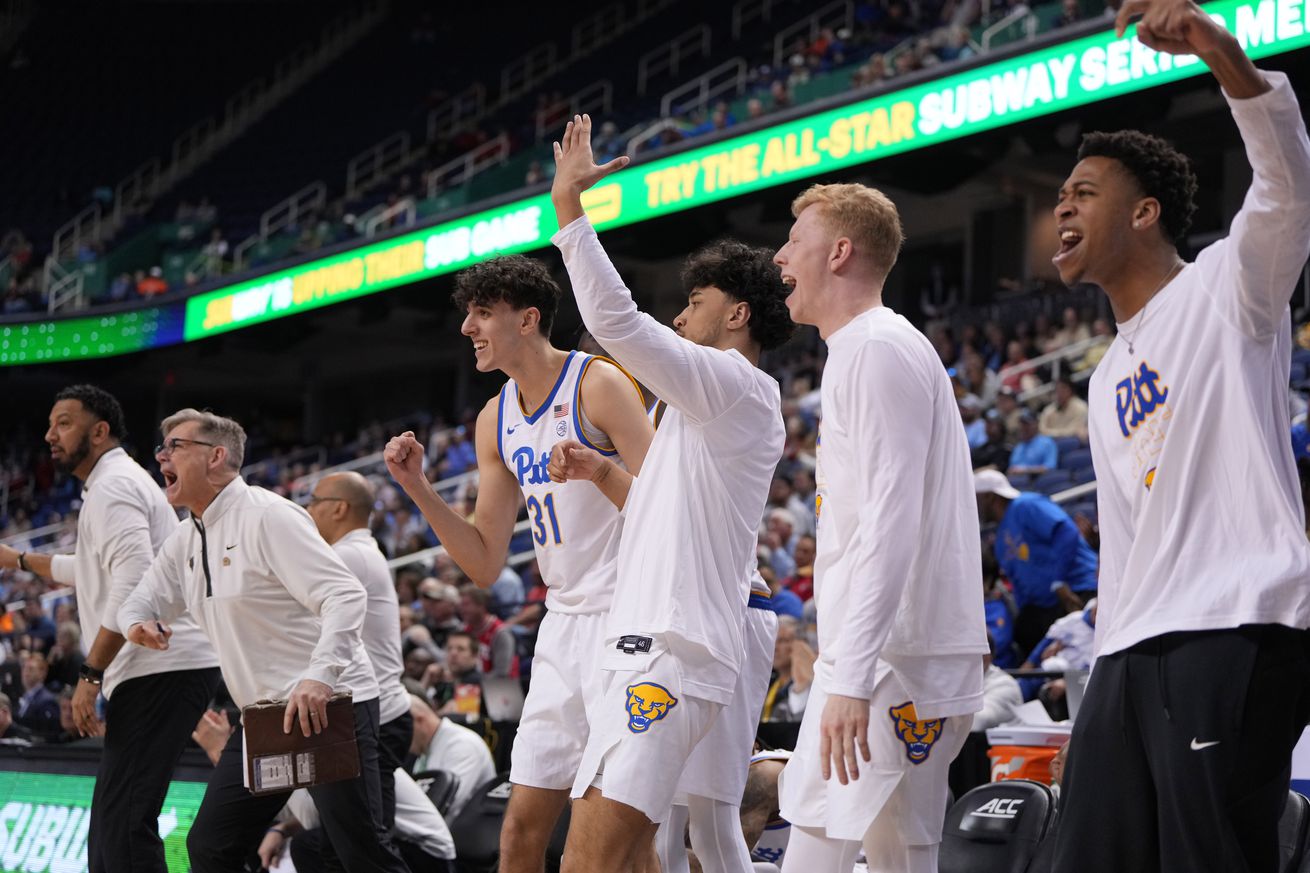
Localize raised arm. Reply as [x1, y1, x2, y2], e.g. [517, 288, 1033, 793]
[550, 115, 753, 424]
[384, 400, 522, 587]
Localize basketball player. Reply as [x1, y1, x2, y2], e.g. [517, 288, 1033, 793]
[0, 385, 220, 873]
[1049, 1, 1310, 870]
[552, 247, 784, 873]
[772, 182, 987, 873]
[548, 114, 791, 873]
[383, 254, 653, 873]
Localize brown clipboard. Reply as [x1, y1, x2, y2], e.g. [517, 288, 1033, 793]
[241, 691, 360, 795]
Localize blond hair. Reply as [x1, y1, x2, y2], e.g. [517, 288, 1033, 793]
[161, 408, 246, 470]
[791, 183, 904, 280]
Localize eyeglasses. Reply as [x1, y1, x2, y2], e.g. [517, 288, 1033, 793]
[154, 437, 217, 457]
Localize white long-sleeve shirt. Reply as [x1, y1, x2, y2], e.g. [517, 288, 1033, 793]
[118, 477, 378, 709]
[553, 216, 785, 704]
[287, 768, 456, 860]
[333, 528, 410, 725]
[1089, 72, 1310, 657]
[970, 664, 1023, 732]
[416, 717, 497, 821]
[814, 306, 987, 718]
[48, 447, 217, 697]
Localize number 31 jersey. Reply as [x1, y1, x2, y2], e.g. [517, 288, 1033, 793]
[496, 350, 635, 615]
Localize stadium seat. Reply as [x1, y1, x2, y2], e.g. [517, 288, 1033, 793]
[448, 773, 513, 873]
[1071, 465, 1097, 485]
[1031, 471, 1074, 495]
[1058, 448, 1092, 472]
[938, 780, 1056, 873]
[1281, 790, 1310, 873]
[413, 768, 460, 819]
[1052, 436, 1082, 457]
[1026, 806, 1060, 873]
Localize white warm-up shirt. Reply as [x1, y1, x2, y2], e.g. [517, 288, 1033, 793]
[1089, 72, 1310, 657]
[553, 216, 785, 704]
[47, 448, 218, 698]
[118, 477, 379, 709]
[814, 306, 987, 718]
[332, 528, 410, 724]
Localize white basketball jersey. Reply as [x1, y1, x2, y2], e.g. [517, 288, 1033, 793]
[498, 351, 631, 615]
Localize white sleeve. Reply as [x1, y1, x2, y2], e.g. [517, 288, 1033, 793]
[117, 534, 189, 632]
[1205, 72, 1310, 337]
[259, 502, 367, 690]
[95, 479, 163, 634]
[552, 215, 755, 425]
[49, 554, 76, 584]
[827, 341, 934, 699]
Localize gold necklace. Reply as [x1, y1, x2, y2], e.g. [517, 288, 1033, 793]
[1123, 260, 1183, 356]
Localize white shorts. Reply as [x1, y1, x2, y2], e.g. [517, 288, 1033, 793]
[510, 610, 609, 790]
[677, 605, 778, 804]
[777, 668, 969, 843]
[571, 635, 722, 823]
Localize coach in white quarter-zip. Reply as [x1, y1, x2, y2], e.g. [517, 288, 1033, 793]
[118, 409, 409, 873]
[0, 385, 221, 873]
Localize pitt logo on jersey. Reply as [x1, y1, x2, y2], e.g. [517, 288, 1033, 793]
[625, 682, 678, 733]
[511, 446, 551, 486]
[1115, 362, 1169, 438]
[889, 702, 944, 765]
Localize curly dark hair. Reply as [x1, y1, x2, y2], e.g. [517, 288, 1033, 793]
[452, 255, 562, 336]
[54, 384, 127, 440]
[681, 240, 796, 351]
[1078, 130, 1198, 247]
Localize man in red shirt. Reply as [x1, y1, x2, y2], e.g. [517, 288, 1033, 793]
[461, 587, 519, 677]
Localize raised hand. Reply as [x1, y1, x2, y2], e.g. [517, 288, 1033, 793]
[1115, 0, 1228, 55]
[384, 431, 426, 490]
[552, 114, 630, 198]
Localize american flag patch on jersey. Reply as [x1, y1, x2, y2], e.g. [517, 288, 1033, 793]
[554, 403, 569, 418]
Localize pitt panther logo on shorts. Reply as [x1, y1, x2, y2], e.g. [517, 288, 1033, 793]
[625, 682, 678, 733]
[889, 702, 944, 765]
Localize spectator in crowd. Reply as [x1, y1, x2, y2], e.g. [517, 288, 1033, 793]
[960, 395, 988, 448]
[1000, 341, 1035, 393]
[972, 636, 1024, 731]
[787, 469, 817, 536]
[1008, 410, 1059, 479]
[460, 587, 518, 678]
[1078, 318, 1114, 370]
[972, 411, 1013, 470]
[975, 470, 1098, 654]
[22, 599, 55, 652]
[440, 426, 477, 477]
[410, 694, 497, 821]
[202, 228, 229, 276]
[0, 692, 33, 743]
[763, 508, 800, 579]
[1040, 377, 1090, 440]
[963, 354, 999, 405]
[136, 267, 167, 297]
[443, 631, 483, 687]
[15, 653, 59, 737]
[1054, 0, 1084, 27]
[46, 621, 83, 689]
[783, 534, 816, 603]
[489, 564, 525, 620]
[994, 385, 1023, 436]
[419, 578, 463, 648]
[760, 616, 813, 722]
[46, 687, 79, 744]
[761, 564, 803, 620]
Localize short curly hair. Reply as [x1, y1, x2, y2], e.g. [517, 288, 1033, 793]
[54, 384, 127, 441]
[681, 240, 796, 351]
[1078, 130, 1198, 247]
[452, 255, 562, 336]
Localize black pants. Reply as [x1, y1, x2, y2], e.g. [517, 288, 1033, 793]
[1053, 625, 1310, 873]
[378, 711, 414, 830]
[187, 698, 410, 873]
[88, 666, 221, 873]
[292, 826, 456, 873]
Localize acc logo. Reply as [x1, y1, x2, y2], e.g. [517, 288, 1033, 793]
[974, 797, 1025, 819]
[888, 702, 944, 765]
[625, 682, 678, 733]
[555, 420, 568, 437]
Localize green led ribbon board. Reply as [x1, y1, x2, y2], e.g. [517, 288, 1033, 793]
[3, 0, 1306, 364]
[0, 772, 206, 872]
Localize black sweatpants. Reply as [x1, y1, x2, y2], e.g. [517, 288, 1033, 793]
[88, 666, 221, 873]
[378, 711, 414, 829]
[1053, 625, 1310, 873]
[186, 698, 410, 873]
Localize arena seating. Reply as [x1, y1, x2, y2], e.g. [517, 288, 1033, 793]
[938, 780, 1057, 873]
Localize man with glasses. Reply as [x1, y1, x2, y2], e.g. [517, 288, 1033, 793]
[306, 471, 413, 833]
[0, 384, 220, 873]
[118, 408, 409, 873]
